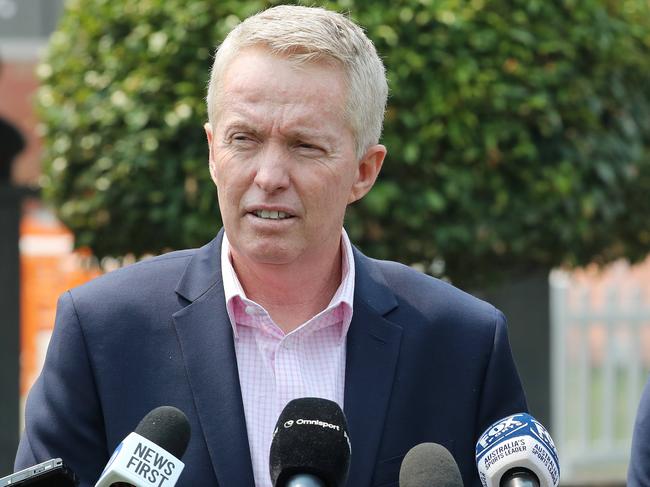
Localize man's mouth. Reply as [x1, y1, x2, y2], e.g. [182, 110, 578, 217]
[252, 210, 293, 220]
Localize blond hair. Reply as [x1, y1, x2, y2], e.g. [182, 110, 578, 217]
[206, 5, 388, 158]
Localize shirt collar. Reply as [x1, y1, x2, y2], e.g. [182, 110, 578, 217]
[221, 229, 355, 338]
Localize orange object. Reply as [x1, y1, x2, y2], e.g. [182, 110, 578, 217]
[19, 200, 101, 397]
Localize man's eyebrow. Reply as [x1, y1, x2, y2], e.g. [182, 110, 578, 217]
[221, 119, 259, 134]
[285, 128, 337, 146]
[286, 128, 322, 140]
[222, 119, 335, 144]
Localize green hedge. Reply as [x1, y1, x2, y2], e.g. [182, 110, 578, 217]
[38, 0, 650, 288]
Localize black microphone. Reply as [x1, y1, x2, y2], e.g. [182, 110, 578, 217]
[95, 406, 191, 487]
[269, 397, 351, 487]
[398, 443, 463, 487]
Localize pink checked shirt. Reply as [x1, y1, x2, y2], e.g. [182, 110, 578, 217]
[221, 230, 355, 487]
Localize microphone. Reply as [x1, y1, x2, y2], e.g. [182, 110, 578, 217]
[475, 413, 560, 487]
[269, 397, 351, 487]
[399, 443, 463, 487]
[95, 406, 191, 487]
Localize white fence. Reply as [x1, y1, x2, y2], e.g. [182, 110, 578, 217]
[550, 263, 650, 484]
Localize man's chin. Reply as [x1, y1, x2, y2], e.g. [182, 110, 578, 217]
[232, 240, 301, 268]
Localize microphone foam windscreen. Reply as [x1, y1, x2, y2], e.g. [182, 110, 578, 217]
[399, 443, 464, 487]
[135, 406, 191, 459]
[269, 397, 351, 487]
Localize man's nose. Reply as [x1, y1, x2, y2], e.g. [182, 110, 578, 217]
[253, 144, 291, 193]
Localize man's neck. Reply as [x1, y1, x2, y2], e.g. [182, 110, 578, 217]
[230, 244, 343, 333]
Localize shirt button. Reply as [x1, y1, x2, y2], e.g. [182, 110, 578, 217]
[245, 305, 259, 315]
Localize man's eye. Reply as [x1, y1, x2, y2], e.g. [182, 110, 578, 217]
[233, 134, 253, 142]
[297, 142, 322, 152]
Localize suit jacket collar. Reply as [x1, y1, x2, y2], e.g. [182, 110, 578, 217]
[174, 231, 225, 302]
[173, 231, 403, 487]
[344, 248, 402, 487]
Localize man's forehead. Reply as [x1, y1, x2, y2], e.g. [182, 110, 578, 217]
[220, 45, 346, 90]
[216, 49, 346, 114]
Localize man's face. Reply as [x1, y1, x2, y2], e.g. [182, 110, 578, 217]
[206, 46, 385, 268]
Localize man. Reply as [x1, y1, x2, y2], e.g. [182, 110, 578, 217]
[16, 5, 527, 486]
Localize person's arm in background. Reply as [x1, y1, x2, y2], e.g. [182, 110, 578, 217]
[16, 291, 109, 487]
[629, 375, 650, 487]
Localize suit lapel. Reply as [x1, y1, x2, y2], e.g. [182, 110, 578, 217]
[172, 232, 255, 486]
[344, 249, 402, 487]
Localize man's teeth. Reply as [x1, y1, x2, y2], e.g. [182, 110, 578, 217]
[254, 210, 291, 220]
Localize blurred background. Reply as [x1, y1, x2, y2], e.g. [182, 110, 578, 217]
[1, 0, 650, 485]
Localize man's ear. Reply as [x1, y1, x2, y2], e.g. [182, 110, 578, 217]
[348, 144, 387, 204]
[204, 122, 218, 184]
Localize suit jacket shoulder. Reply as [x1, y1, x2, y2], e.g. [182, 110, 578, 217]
[370, 256, 498, 321]
[356, 252, 505, 354]
[69, 247, 197, 308]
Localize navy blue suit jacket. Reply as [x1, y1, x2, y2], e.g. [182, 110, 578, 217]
[629, 375, 650, 486]
[16, 231, 527, 486]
